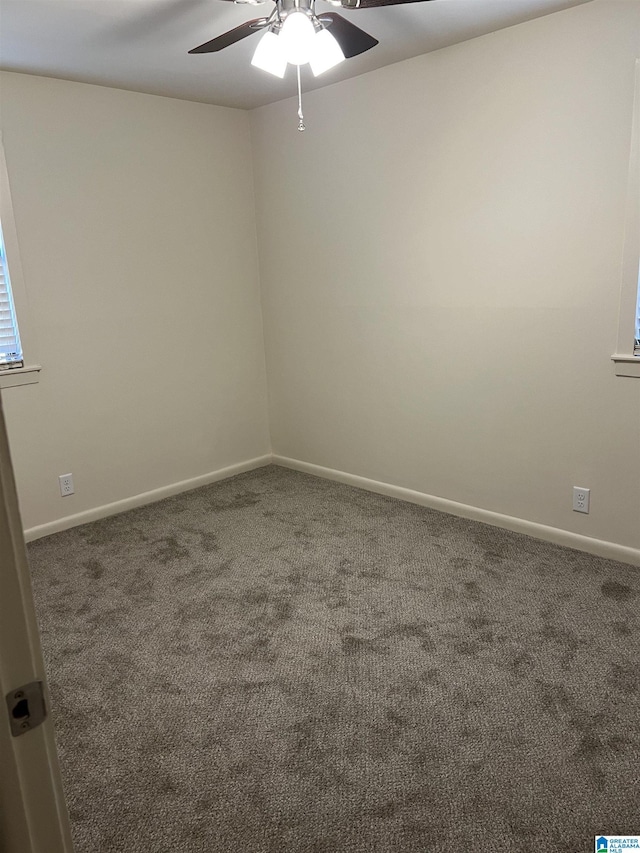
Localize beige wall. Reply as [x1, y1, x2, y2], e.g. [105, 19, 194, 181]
[2, 1, 639, 555]
[0, 72, 270, 531]
[252, 0, 640, 551]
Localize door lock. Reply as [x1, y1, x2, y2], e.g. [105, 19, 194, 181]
[5, 681, 47, 737]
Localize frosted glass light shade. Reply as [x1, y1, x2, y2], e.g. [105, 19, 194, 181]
[280, 11, 316, 66]
[251, 30, 287, 77]
[309, 28, 345, 76]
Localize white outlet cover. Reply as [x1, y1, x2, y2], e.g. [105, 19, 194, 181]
[572, 486, 590, 514]
[58, 473, 74, 496]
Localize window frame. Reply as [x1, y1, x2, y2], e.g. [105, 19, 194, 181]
[612, 60, 640, 378]
[0, 136, 40, 390]
[0, 219, 24, 369]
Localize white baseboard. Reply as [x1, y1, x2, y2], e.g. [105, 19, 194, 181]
[24, 455, 273, 542]
[25, 452, 640, 567]
[273, 455, 640, 568]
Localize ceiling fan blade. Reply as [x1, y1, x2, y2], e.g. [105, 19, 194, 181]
[319, 13, 378, 58]
[342, 0, 434, 6]
[189, 18, 269, 53]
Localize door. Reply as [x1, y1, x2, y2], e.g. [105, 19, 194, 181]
[0, 391, 73, 853]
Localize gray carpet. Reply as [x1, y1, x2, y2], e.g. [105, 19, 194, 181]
[27, 465, 639, 853]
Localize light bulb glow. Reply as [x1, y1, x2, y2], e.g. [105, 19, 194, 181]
[309, 28, 345, 76]
[251, 30, 287, 77]
[280, 11, 316, 66]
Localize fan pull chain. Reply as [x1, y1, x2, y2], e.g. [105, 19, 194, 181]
[296, 64, 306, 132]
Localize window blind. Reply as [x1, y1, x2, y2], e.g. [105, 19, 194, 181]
[0, 223, 23, 369]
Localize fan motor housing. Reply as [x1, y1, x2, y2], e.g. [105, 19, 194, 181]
[278, 0, 315, 17]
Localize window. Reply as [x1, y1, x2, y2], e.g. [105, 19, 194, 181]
[0, 140, 40, 389]
[0, 221, 24, 370]
[612, 60, 640, 377]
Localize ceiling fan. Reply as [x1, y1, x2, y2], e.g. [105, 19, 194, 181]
[189, 0, 431, 62]
[189, 0, 433, 127]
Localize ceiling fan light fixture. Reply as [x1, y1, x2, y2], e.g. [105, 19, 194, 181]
[251, 29, 287, 77]
[309, 27, 345, 76]
[280, 10, 316, 66]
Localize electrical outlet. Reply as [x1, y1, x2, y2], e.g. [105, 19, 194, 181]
[572, 486, 590, 514]
[59, 473, 74, 497]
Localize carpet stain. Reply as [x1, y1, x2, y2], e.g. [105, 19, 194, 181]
[83, 559, 104, 580]
[341, 635, 379, 655]
[462, 580, 481, 600]
[274, 597, 294, 621]
[209, 491, 261, 511]
[152, 535, 189, 564]
[505, 650, 534, 677]
[467, 614, 495, 630]
[454, 638, 481, 656]
[540, 624, 582, 667]
[536, 680, 572, 716]
[243, 588, 270, 606]
[601, 580, 634, 600]
[422, 667, 441, 685]
[385, 622, 430, 642]
[198, 531, 219, 553]
[609, 661, 638, 694]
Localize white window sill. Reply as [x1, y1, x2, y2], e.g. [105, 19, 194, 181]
[0, 365, 41, 389]
[612, 354, 640, 378]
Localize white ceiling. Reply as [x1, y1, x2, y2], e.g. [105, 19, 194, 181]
[0, 0, 592, 110]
